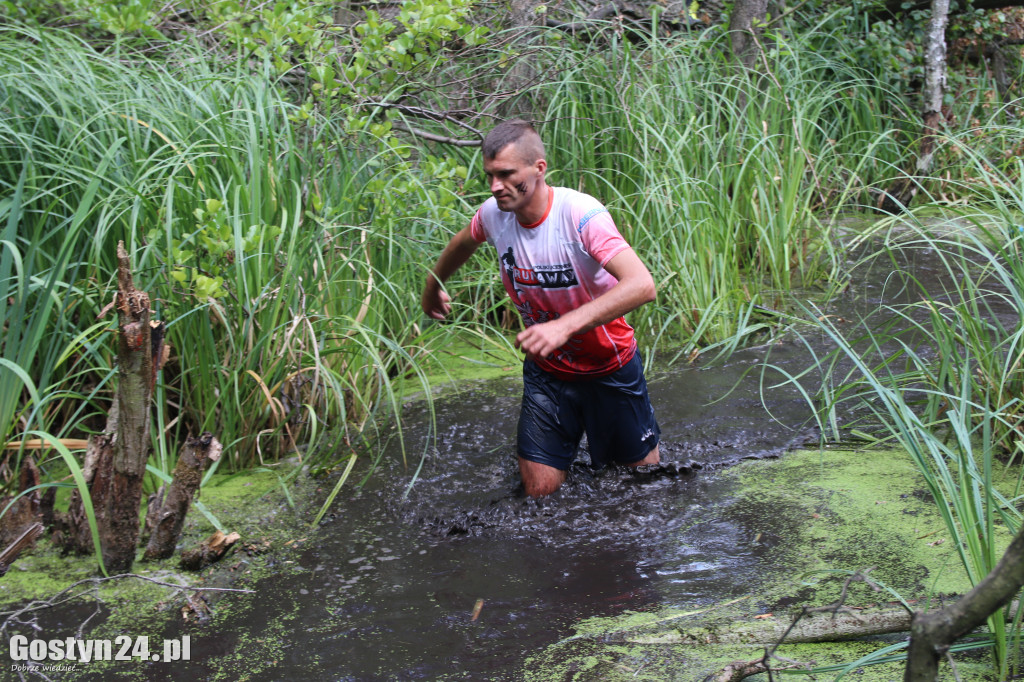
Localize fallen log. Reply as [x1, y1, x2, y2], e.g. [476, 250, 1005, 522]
[624, 605, 918, 645]
[143, 433, 222, 561]
[612, 597, 1022, 648]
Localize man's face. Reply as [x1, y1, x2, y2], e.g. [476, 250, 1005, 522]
[483, 143, 544, 214]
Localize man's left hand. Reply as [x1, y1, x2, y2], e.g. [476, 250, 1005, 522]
[515, 319, 573, 361]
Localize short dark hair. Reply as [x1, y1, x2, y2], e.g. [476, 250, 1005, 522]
[482, 119, 545, 164]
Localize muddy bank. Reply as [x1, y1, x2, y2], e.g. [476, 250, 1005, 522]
[1, 464, 316, 681]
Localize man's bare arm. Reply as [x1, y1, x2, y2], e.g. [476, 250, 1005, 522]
[515, 248, 656, 359]
[421, 225, 481, 320]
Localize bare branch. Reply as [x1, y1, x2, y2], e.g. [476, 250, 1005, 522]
[0, 572, 254, 638]
[390, 122, 482, 146]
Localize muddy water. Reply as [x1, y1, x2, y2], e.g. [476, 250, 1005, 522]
[47, 223, 1022, 681]
[191, 345, 827, 681]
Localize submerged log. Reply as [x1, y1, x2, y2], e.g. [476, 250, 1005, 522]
[143, 433, 222, 561]
[618, 597, 1021, 648]
[625, 605, 919, 646]
[180, 530, 240, 571]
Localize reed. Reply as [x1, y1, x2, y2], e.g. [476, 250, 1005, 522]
[0, 27, 455, 482]
[527, 25, 902, 351]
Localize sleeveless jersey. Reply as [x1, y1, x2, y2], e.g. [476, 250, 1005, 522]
[469, 186, 637, 379]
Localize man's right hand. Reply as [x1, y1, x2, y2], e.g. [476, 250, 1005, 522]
[421, 284, 452, 320]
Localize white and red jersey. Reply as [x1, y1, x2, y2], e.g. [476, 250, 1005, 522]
[469, 186, 638, 379]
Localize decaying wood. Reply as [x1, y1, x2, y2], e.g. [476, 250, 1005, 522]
[180, 530, 240, 571]
[0, 456, 42, 549]
[0, 522, 43, 577]
[707, 659, 769, 682]
[57, 242, 169, 572]
[142, 484, 165, 544]
[620, 597, 1022, 647]
[143, 433, 222, 561]
[57, 408, 116, 556]
[95, 242, 157, 572]
[625, 604, 920, 646]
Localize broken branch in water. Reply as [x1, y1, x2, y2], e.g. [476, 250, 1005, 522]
[0, 522, 43, 576]
[0, 572, 254, 641]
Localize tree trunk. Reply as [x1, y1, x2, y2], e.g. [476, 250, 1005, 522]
[95, 242, 163, 573]
[878, 0, 949, 212]
[729, 0, 769, 70]
[904, 525, 1024, 680]
[143, 433, 222, 561]
[917, 0, 949, 175]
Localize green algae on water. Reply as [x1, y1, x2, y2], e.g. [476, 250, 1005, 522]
[518, 446, 1007, 681]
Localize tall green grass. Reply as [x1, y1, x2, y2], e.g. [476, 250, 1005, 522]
[0, 26, 465, 490]
[0, 10, 1016, 517]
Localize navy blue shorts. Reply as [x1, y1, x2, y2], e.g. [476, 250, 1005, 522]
[517, 351, 660, 470]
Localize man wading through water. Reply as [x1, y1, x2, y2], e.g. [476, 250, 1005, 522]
[421, 120, 661, 497]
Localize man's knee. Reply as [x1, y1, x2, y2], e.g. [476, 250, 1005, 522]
[627, 445, 660, 467]
[518, 457, 567, 498]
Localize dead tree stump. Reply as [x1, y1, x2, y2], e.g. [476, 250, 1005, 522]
[143, 433, 222, 561]
[59, 242, 167, 572]
[57, 408, 116, 556]
[180, 530, 240, 571]
[97, 241, 166, 572]
[0, 456, 42, 549]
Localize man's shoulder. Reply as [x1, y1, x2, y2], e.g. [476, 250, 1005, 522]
[551, 187, 613, 236]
